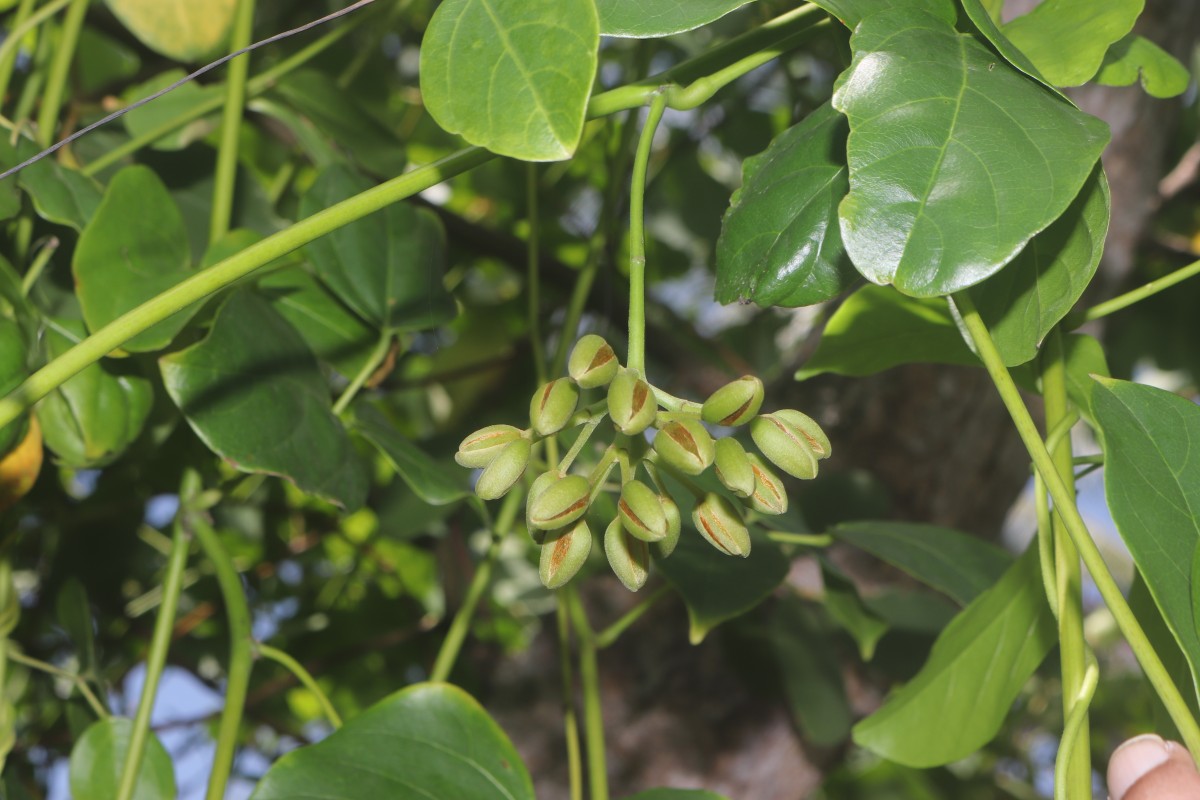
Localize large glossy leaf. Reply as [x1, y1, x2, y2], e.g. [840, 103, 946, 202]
[832, 7, 1110, 297]
[831, 521, 1011, 606]
[770, 598, 852, 745]
[69, 718, 175, 800]
[37, 317, 154, 468]
[1093, 378, 1200, 683]
[160, 291, 368, 510]
[716, 102, 858, 308]
[352, 403, 470, 507]
[597, 0, 753, 37]
[1094, 34, 1192, 99]
[104, 0, 236, 62]
[301, 166, 456, 333]
[251, 682, 534, 800]
[1001, 0, 1143, 87]
[73, 166, 195, 352]
[419, 0, 599, 162]
[852, 544, 1054, 766]
[809, 0, 955, 29]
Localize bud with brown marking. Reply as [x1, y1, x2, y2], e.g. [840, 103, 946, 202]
[568, 334, 619, 388]
[529, 378, 579, 436]
[607, 371, 656, 436]
[528, 474, 591, 530]
[692, 492, 751, 557]
[474, 438, 531, 500]
[526, 471, 559, 543]
[455, 424, 525, 469]
[653, 419, 714, 475]
[713, 437, 754, 498]
[746, 453, 787, 515]
[540, 519, 593, 589]
[604, 517, 649, 591]
[654, 493, 682, 559]
[750, 409, 830, 480]
[618, 479, 668, 542]
[701, 376, 764, 427]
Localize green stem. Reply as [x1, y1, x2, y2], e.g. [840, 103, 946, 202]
[429, 489, 520, 682]
[1054, 651, 1099, 800]
[766, 531, 833, 548]
[332, 332, 391, 416]
[626, 92, 668, 376]
[953, 291, 1200, 758]
[558, 416, 604, 474]
[567, 586, 607, 800]
[651, 387, 703, 415]
[116, 520, 190, 800]
[19, 235, 57, 296]
[255, 642, 342, 729]
[188, 511, 254, 800]
[1076, 257, 1200, 324]
[556, 595, 584, 800]
[527, 163, 546, 384]
[35, 0, 87, 147]
[0, 0, 70, 97]
[210, 0, 256, 244]
[595, 585, 669, 649]
[0, 0, 36, 111]
[7, 649, 109, 719]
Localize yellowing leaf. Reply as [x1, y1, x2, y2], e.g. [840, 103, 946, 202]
[104, 0, 237, 62]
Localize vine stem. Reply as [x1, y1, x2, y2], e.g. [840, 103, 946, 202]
[594, 585, 669, 649]
[19, 236, 57, 296]
[0, 0, 36, 112]
[556, 596, 583, 800]
[332, 332, 392, 416]
[6, 650, 108, 719]
[626, 91, 668, 376]
[1076, 256, 1200, 324]
[115, 520, 190, 800]
[567, 586, 607, 800]
[34, 0, 87, 147]
[255, 642, 342, 729]
[210, 0, 256, 244]
[953, 291, 1200, 759]
[1054, 652, 1099, 800]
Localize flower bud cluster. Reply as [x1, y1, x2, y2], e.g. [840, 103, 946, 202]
[455, 334, 830, 591]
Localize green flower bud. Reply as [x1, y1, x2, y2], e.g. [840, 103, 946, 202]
[607, 371, 656, 436]
[526, 471, 559, 544]
[692, 492, 751, 557]
[745, 453, 787, 516]
[604, 517, 649, 592]
[750, 409, 830, 479]
[568, 334, 620, 388]
[540, 519, 592, 589]
[713, 437, 755, 498]
[455, 424, 525, 468]
[529, 378, 579, 437]
[654, 493, 682, 559]
[701, 375, 764, 427]
[653, 419, 715, 475]
[618, 479, 667, 542]
[528, 474, 591, 530]
[474, 438, 531, 500]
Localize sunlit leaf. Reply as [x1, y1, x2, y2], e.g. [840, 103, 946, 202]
[597, 0, 754, 38]
[104, 0, 236, 62]
[1001, 0, 1143, 87]
[1094, 34, 1192, 98]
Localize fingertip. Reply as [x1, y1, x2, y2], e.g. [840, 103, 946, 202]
[1108, 734, 1170, 800]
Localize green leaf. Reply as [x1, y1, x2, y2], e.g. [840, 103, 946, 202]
[76, 28, 141, 95]
[69, 718, 175, 800]
[37, 317, 154, 468]
[419, 0, 599, 162]
[301, 165, 457, 333]
[73, 166, 195, 352]
[657, 527, 789, 644]
[0, 136, 102, 231]
[352, 403, 470, 507]
[123, 70, 221, 151]
[809, 0, 955, 29]
[104, 0, 236, 62]
[831, 521, 1011, 606]
[1037, 332, 1110, 423]
[0, 315, 28, 455]
[251, 682, 534, 800]
[832, 7, 1110, 297]
[822, 562, 888, 661]
[1094, 34, 1192, 99]
[624, 791, 730, 800]
[959, 0, 1051, 86]
[1092, 378, 1200, 684]
[55, 579, 99, 677]
[597, 0, 753, 37]
[160, 291, 368, 510]
[716, 102, 858, 308]
[1001, 0, 1143, 87]
[770, 598, 852, 745]
[1130, 572, 1200, 740]
[852, 543, 1054, 767]
[795, 285, 976, 380]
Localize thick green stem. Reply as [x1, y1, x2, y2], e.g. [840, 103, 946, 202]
[567, 587, 607, 800]
[35, 0, 87, 147]
[1076, 257, 1200, 324]
[953, 291, 1200, 758]
[332, 332, 391, 416]
[556, 596, 584, 800]
[210, 0, 256, 244]
[626, 92, 668, 376]
[1054, 651, 1099, 800]
[0, 0, 36, 111]
[255, 642, 342, 729]
[116, 520, 190, 800]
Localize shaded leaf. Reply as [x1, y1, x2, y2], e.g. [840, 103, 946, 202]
[419, 0, 599, 161]
[55, 579, 99, 677]
[104, 0, 236, 62]
[597, 0, 753, 38]
[352, 403, 470, 507]
[1001, 0, 1143, 87]
[1094, 34, 1192, 99]
[770, 598, 852, 745]
[809, 0, 955, 29]
[69, 718, 175, 800]
[822, 562, 888, 661]
[1130, 571, 1200, 740]
[624, 792, 730, 800]
[0, 137, 102, 231]
[76, 27, 141, 95]
[123, 70, 221, 151]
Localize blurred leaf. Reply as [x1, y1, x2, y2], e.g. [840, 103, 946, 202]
[251, 683, 534, 800]
[833, 7, 1109, 297]
[104, 0, 236, 62]
[122, 70, 221, 151]
[771, 597, 852, 745]
[1094, 34, 1192, 98]
[352, 403, 470, 507]
[623, 792, 730, 800]
[862, 589, 958, 635]
[1001, 0, 1142, 87]
[810, 0, 955, 29]
[161, 290, 368, 510]
[76, 27, 140, 95]
[69, 718, 175, 800]
[716, 102, 858, 308]
[55, 579, 98, 677]
[0, 314, 27, 455]
[852, 544, 1054, 766]
[597, 0, 753, 37]
[822, 562, 888, 661]
[419, 0, 598, 161]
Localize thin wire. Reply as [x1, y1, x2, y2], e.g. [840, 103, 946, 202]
[0, 0, 378, 182]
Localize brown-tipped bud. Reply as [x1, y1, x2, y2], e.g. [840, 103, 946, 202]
[528, 474, 591, 531]
[607, 371, 656, 436]
[713, 437, 755, 498]
[618, 479, 667, 542]
[745, 453, 788, 516]
[653, 419, 715, 475]
[540, 519, 592, 589]
[474, 439, 531, 500]
[455, 424, 525, 469]
[692, 493, 751, 557]
[701, 376, 764, 427]
[604, 517, 649, 591]
[654, 493, 682, 559]
[529, 378, 579, 437]
[526, 471, 559, 544]
[750, 409, 829, 479]
[568, 334, 620, 388]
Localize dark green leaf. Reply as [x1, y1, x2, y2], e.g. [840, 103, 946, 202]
[716, 102, 858, 308]
[1001, 0, 1142, 87]
[0, 315, 28, 454]
[833, 7, 1109, 297]
[352, 403, 470, 507]
[597, 0, 753, 37]
[251, 682, 534, 800]
[852, 544, 1054, 766]
[73, 166, 195, 352]
[123, 70, 220, 151]
[419, 0, 599, 161]
[55, 579, 99, 677]
[160, 291, 367, 510]
[770, 598, 852, 745]
[1094, 34, 1192, 98]
[0, 136, 102, 231]
[862, 589, 958, 634]
[76, 27, 141, 95]
[69, 718, 175, 800]
[822, 562, 888, 661]
[1130, 571, 1200, 740]
[809, 0, 955, 29]
[301, 165, 456, 333]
